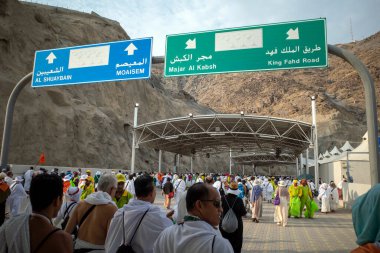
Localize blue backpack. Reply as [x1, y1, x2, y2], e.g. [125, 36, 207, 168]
[238, 183, 245, 199]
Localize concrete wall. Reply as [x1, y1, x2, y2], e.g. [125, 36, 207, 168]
[319, 162, 336, 183]
[9, 164, 112, 177]
[318, 160, 371, 185]
[343, 161, 371, 184]
[341, 182, 372, 209]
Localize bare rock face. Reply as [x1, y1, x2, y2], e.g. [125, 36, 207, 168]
[1, 0, 379, 174]
[0, 0, 213, 170]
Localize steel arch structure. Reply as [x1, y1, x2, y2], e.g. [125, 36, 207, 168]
[134, 114, 312, 157]
[232, 153, 297, 166]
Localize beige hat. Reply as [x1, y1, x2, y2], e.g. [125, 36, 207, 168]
[227, 181, 240, 195]
[0, 172, 6, 180]
[278, 180, 286, 187]
[253, 179, 261, 186]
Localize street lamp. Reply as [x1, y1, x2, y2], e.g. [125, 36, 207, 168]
[311, 95, 319, 188]
[131, 102, 139, 173]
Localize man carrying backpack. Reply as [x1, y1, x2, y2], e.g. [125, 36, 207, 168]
[220, 181, 247, 253]
[105, 174, 172, 253]
[54, 186, 80, 228]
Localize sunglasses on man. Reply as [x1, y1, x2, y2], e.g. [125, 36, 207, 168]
[200, 199, 222, 208]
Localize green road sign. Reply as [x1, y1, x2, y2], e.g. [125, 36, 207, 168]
[164, 18, 327, 77]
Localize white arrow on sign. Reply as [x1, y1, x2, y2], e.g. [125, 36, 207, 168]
[286, 28, 299, 40]
[125, 43, 138, 55]
[185, 38, 196, 49]
[46, 52, 57, 64]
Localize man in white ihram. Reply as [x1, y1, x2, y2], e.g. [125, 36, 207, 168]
[153, 183, 234, 253]
[7, 176, 29, 217]
[173, 174, 186, 203]
[105, 174, 172, 253]
[125, 174, 135, 196]
[262, 178, 274, 203]
[23, 167, 34, 194]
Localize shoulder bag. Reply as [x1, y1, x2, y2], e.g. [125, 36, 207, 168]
[116, 208, 150, 253]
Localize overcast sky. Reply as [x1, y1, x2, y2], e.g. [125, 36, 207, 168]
[27, 0, 380, 56]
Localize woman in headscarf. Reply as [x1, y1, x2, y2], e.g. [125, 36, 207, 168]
[318, 183, 331, 214]
[351, 184, 380, 252]
[63, 175, 71, 193]
[288, 179, 302, 218]
[274, 180, 290, 227]
[220, 181, 247, 253]
[250, 179, 263, 223]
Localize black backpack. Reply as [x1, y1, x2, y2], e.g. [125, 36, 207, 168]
[116, 208, 150, 253]
[219, 186, 225, 196]
[61, 202, 77, 230]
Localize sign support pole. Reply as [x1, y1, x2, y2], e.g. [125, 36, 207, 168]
[328, 44, 379, 186]
[0, 72, 33, 169]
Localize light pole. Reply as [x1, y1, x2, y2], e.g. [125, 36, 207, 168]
[311, 96, 319, 188]
[306, 148, 309, 174]
[229, 147, 232, 175]
[130, 103, 139, 173]
[190, 155, 193, 173]
[158, 149, 162, 173]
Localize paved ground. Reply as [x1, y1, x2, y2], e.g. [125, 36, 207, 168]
[241, 201, 357, 253]
[154, 189, 358, 253]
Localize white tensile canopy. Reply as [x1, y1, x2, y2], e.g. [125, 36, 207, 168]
[318, 132, 369, 164]
[330, 146, 341, 155]
[323, 150, 331, 158]
[340, 141, 354, 152]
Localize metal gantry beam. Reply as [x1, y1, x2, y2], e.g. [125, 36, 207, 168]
[232, 153, 296, 166]
[134, 114, 312, 157]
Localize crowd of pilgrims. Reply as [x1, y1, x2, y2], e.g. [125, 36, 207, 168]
[0, 167, 379, 253]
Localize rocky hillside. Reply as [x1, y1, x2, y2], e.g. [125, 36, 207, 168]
[153, 32, 380, 152]
[0, 0, 215, 170]
[1, 0, 379, 173]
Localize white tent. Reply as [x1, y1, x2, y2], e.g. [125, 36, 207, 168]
[330, 146, 341, 156]
[323, 150, 331, 158]
[318, 153, 324, 160]
[340, 141, 354, 152]
[319, 132, 368, 164]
